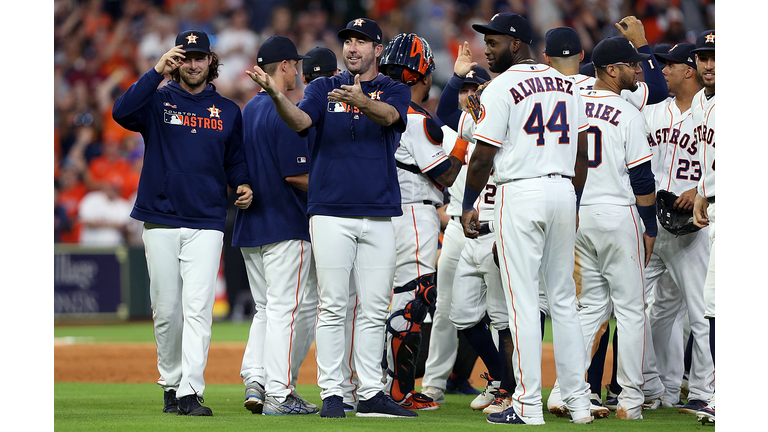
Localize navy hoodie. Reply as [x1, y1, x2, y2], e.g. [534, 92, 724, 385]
[112, 68, 250, 232]
[298, 71, 410, 217]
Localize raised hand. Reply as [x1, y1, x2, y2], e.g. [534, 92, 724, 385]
[455, 41, 478, 78]
[246, 65, 279, 96]
[155, 46, 185, 75]
[328, 74, 365, 106]
[615, 16, 648, 48]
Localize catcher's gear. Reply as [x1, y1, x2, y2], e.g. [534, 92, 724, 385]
[466, 82, 488, 123]
[382, 273, 438, 402]
[656, 190, 701, 236]
[379, 33, 435, 85]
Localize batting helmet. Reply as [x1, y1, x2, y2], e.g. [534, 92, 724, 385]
[379, 33, 435, 85]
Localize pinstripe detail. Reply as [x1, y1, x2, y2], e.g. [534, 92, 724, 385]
[629, 207, 648, 387]
[411, 206, 422, 278]
[497, 186, 527, 412]
[285, 240, 305, 387]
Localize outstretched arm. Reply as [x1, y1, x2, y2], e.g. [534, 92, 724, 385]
[246, 65, 313, 131]
[329, 74, 402, 126]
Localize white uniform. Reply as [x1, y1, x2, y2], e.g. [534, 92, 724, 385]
[643, 96, 714, 405]
[472, 63, 591, 424]
[450, 142, 507, 333]
[548, 73, 662, 414]
[386, 103, 447, 403]
[692, 88, 715, 320]
[574, 88, 655, 418]
[421, 126, 466, 393]
[289, 259, 360, 407]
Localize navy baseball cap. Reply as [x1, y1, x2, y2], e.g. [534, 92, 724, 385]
[175, 30, 211, 55]
[691, 30, 715, 53]
[652, 43, 673, 64]
[472, 13, 533, 45]
[544, 27, 582, 57]
[592, 36, 650, 67]
[464, 66, 491, 86]
[656, 43, 697, 69]
[338, 18, 383, 44]
[257, 35, 310, 66]
[579, 62, 595, 77]
[303, 46, 338, 75]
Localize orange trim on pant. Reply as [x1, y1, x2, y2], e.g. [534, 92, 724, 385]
[630, 209, 648, 387]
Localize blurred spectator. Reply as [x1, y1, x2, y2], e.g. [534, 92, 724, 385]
[54, 182, 72, 243]
[56, 163, 89, 243]
[87, 140, 131, 191]
[77, 178, 133, 246]
[214, 7, 260, 95]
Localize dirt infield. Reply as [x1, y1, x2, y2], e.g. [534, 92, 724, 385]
[54, 342, 614, 388]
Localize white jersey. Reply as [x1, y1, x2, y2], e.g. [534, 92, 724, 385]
[442, 126, 468, 218]
[464, 140, 497, 222]
[643, 97, 701, 195]
[396, 104, 449, 205]
[692, 89, 715, 198]
[473, 64, 588, 183]
[580, 89, 653, 206]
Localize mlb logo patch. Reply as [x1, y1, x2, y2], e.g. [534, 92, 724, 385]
[297, 157, 306, 163]
[328, 101, 347, 112]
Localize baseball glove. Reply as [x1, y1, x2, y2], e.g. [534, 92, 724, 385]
[466, 82, 488, 124]
[656, 190, 701, 236]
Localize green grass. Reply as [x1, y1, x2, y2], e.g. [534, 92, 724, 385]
[54, 383, 708, 431]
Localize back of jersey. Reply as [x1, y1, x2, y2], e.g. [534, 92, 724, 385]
[580, 89, 652, 206]
[473, 64, 588, 184]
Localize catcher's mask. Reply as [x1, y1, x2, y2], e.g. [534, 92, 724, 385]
[379, 33, 435, 85]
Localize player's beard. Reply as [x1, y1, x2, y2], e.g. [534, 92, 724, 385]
[619, 67, 638, 92]
[346, 52, 375, 76]
[179, 66, 210, 91]
[489, 48, 514, 73]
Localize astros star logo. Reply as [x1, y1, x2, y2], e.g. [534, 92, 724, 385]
[208, 104, 221, 118]
[368, 90, 383, 100]
[465, 70, 475, 78]
[186, 33, 198, 44]
[353, 18, 365, 27]
[705, 33, 715, 44]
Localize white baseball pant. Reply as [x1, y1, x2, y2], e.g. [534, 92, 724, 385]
[143, 226, 223, 399]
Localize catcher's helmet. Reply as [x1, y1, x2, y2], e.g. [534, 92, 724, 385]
[379, 33, 435, 85]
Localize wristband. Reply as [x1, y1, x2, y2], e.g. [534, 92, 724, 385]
[637, 203, 658, 237]
[450, 138, 469, 163]
[462, 186, 482, 212]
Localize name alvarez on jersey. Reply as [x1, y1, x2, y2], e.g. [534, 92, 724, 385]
[509, 73, 575, 105]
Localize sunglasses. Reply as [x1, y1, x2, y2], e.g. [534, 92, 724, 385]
[608, 61, 639, 68]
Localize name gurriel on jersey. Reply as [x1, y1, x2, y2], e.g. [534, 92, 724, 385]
[585, 102, 621, 126]
[509, 76, 574, 105]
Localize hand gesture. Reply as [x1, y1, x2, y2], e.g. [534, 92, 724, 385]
[246, 65, 279, 96]
[461, 208, 480, 239]
[615, 16, 648, 48]
[455, 41, 477, 78]
[328, 74, 365, 106]
[642, 232, 655, 267]
[234, 184, 253, 209]
[674, 187, 697, 211]
[155, 46, 185, 76]
[692, 193, 710, 228]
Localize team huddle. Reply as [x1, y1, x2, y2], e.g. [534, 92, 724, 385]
[112, 10, 716, 426]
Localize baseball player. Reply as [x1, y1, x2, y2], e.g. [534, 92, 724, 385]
[576, 36, 661, 420]
[433, 44, 521, 413]
[248, 18, 416, 419]
[540, 20, 670, 417]
[377, 33, 463, 411]
[420, 63, 489, 405]
[642, 41, 714, 413]
[287, 46, 361, 413]
[690, 29, 715, 426]
[111, 29, 253, 416]
[464, 13, 593, 425]
[234, 35, 318, 416]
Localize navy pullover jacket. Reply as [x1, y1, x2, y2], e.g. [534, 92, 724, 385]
[112, 68, 251, 232]
[298, 71, 411, 217]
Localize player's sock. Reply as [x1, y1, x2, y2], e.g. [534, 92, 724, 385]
[497, 328, 516, 392]
[608, 325, 622, 395]
[587, 325, 610, 395]
[459, 322, 502, 379]
[683, 331, 694, 377]
[539, 311, 546, 341]
[708, 318, 715, 366]
[453, 331, 479, 379]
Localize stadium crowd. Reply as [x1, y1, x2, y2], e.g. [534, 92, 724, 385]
[53, 0, 715, 246]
